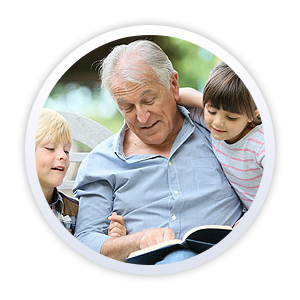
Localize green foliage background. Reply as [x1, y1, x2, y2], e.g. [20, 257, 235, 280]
[45, 36, 219, 133]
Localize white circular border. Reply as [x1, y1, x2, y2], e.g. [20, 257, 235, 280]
[25, 25, 275, 275]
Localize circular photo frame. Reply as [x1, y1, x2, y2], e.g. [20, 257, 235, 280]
[25, 25, 275, 275]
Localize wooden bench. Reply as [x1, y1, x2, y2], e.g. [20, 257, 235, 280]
[57, 110, 112, 196]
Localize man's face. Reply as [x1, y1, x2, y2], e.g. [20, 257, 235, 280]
[112, 71, 181, 146]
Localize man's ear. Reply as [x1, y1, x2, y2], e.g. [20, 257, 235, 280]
[170, 72, 179, 102]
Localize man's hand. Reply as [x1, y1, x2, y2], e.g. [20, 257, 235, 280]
[139, 227, 175, 249]
[101, 227, 175, 261]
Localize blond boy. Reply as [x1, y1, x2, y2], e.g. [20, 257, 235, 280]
[35, 109, 78, 234]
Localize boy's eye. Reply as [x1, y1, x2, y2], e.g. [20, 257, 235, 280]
[45, 147, 55, 151]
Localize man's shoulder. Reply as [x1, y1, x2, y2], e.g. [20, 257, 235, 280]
[193, 122, 212, 142]
[91, 133, 116, 153]
[58, 190, 78, 206]
[81, 132, 119, 163]
[74, 131, 122, 185]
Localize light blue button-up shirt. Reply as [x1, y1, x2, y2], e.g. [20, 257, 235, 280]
[74, 106, 243, 253]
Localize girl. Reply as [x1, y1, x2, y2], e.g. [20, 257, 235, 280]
[179, 62, 264, 211]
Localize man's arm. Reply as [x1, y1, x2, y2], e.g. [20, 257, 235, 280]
[101, 227, 175, 262]
[74, 167, 175, 260]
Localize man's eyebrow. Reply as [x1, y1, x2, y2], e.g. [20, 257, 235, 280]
[116, 89, 154, 104]
[116, 99, 128, 104]
[140, 89, 153, 97]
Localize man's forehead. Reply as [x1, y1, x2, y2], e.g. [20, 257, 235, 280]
[112, 78, 158, 100]
[110, 62, 157, 89]
[116, 89, 156, 104]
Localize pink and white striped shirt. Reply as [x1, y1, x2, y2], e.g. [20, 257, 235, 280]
[190, 107, 264, 210]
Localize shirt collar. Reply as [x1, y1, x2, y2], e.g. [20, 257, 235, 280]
[49, 188, 64, 213]
[113, 105, 195, 162]
[112, 120, 128, 161]
[178, 105, 194, 125]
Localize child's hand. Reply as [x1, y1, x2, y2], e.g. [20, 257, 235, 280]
[108, 212, 127, 237]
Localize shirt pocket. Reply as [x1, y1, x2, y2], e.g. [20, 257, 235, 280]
[192, 158, 234, 201]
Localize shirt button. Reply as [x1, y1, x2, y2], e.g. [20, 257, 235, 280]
[168, 161, 172, 167]
[171, 214, 176, 221]
[174, 190, 179, 195]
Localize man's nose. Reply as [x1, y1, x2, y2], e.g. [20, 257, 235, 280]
[136, 106, 150, 124]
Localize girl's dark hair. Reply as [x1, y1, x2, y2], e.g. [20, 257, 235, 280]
[203, 62, 261, 127]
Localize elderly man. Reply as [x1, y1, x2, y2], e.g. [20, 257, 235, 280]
[74, 40, 243, 263]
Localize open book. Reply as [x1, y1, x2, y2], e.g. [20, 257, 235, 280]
[126, 225, 232, 265]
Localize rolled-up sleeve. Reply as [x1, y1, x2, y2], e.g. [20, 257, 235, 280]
[74, 181, 112, 253]
[73, 141, 115, 253]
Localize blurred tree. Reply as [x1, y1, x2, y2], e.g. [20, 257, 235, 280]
[153, 36, 219, 91]
[46, 35, 219, 133]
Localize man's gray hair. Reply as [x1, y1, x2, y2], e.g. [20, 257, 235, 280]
[100, 40, 175, 94]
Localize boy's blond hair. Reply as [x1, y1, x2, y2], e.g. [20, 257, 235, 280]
[35, 109, 71, 149]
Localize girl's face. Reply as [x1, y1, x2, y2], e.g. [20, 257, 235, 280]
[35, 140, 70, 191]
[204, 103, 252, 144]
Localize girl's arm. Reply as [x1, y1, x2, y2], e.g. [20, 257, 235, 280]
[178, 87, 204, 108]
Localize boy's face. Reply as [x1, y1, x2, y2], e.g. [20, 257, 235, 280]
[204, 103, 252, 144]
[35, 140, 70, 191]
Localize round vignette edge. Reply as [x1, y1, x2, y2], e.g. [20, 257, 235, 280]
[25, 25, 275, 275]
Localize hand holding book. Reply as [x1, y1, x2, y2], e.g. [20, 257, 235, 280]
[126, 225, 232, 264]
[108, 213, 232, 265]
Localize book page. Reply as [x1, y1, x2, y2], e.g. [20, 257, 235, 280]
[128, 239, 183, 258]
